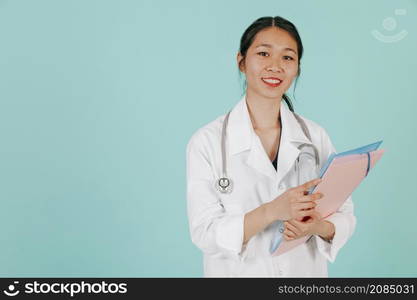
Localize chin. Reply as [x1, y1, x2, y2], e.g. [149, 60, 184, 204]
[260, 88, 283, 99]
[248, 85, 284, 100]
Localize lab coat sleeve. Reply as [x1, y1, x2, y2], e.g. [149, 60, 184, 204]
[186, 134, 247, 261]
[313, 128, 357, 263]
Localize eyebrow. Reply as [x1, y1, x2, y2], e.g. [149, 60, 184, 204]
[255, 43, 297, 54]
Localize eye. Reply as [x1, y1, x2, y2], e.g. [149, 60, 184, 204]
[257, 51, 269, 57]
[283, 55, 294, 61]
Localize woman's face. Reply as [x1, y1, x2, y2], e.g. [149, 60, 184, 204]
[238, 26, 299, 99]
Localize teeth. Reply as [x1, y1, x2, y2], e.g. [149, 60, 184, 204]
[263, 78, 281, 84]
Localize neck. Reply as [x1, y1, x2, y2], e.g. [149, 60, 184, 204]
[245, 89, 282, 130]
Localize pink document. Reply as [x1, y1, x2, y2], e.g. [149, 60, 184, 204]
[271, 149, 385, 256]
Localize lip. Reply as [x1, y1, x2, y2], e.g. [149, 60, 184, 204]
[261, 77, 282, 87]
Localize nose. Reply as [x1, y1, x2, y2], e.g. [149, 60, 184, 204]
[266, 61, 284, 73]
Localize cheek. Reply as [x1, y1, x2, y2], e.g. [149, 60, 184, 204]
[244, 57, 264, 77]
[246, 64, 263, 80]
[283, 66, 299, 86]
[281, 76, 295, 90]
[286, 62, 299, 77]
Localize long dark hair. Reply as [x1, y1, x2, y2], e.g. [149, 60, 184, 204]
[238, 16, 303, 112]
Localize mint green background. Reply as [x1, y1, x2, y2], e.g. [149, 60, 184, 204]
[0, 0, 416, 277]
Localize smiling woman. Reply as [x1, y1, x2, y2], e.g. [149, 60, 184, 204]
[186, 16, 356, 277]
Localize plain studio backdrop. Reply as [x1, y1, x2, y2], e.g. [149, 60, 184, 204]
[0, 0, 416, 277]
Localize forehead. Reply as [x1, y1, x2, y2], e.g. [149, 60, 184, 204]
[251, 27, 297, 51]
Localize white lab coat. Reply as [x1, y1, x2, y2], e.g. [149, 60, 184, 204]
[186, 94, 356, 277]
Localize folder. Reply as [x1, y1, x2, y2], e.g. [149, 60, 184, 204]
[270, 141, 385, 256]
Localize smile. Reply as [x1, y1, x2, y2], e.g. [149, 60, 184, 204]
[261, 77, 282, 87]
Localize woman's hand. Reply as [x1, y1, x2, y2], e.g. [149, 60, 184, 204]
[265, 178, 323, 222]
[283, 210, 322, 241]
[283, 211, 335, 242]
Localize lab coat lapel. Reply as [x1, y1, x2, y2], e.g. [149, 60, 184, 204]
[246, 134, 278, 180]
[276, 102, 314, 183]
[227, 94, 277, 180]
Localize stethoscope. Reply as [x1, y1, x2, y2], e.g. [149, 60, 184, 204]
[216, 109, 320, 194]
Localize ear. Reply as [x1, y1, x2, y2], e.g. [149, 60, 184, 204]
[237, 52, 245, 73]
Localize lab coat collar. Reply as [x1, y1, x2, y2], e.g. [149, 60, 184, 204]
[227, 93, 313, 181]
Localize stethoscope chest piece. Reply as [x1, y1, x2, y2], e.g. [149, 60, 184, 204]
[216, 177, 233, 193]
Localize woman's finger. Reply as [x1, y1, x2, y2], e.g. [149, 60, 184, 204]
[294, 201, 316, 211]
[297, 178, 322, 193]
[299, 209, 316, 218]
[284, 233, 293, 241]
[304, 193, 323, 202]
[285, 222, 301, 236]
[284, 229, 297, 238]
[295, 192, 323, 203]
